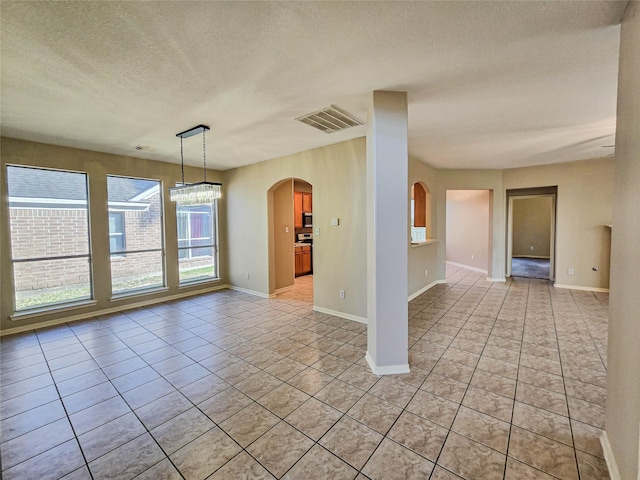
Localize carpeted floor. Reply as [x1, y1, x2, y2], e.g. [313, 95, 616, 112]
[511, 257, 550, 279]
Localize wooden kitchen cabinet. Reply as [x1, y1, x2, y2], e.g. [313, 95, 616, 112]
[302, 193, 312, 213]
[295, 247, 302, 275]
[294, 192, 312, 228]
[294, 192, 303, 228]
[294, 245, 312, 276]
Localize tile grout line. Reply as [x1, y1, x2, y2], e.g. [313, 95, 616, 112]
[410, 268, 505, 478]
[68, 317, 190, 480]
[426, 270, 491, 478]
[501, 276, 530, 480]
[276, 271, 472, 478]
[439, 274, 512, 477]
[34, 328, 95, 480]
[120, 294, 367, 479]
[552, 287, 585, 480]
[567, 289, 608, 377]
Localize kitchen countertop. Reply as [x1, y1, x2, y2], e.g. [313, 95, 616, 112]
[294, 243, 312, 247]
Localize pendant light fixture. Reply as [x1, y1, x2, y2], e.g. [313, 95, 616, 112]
[169, 124, 222, 205]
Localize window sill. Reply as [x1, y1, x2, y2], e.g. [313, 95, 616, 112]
[110, 286, 169, 302]
[411, 239, 438, 248]
[10, 299, 98, 322]
[179, 277, 222, 289]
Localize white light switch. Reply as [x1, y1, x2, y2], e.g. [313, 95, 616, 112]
[315, 227, 320, 235]
[331, 218, 339, 226]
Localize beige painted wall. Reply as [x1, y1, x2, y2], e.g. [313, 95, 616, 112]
[272, 180, 294, 290]
[438, 169, 504, 280]
[438, 161, 613, 289]
[0, 137, 226, 334]
[512, 196, 552, 258]
[224, 138, 368, 319]
[503, 157, 614, 290]
[408, 157, 445, 297]
[606, 2, 640, 479]
[446, 190, 490, 272]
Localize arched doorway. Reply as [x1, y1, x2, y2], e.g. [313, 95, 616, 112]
[267, 178, 314, 302]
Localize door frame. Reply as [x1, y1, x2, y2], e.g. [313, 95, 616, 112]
[267, 177, 314, 296]
[506, 189, 557, 281]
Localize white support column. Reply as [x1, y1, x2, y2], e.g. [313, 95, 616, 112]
[366, 91, 410, 375]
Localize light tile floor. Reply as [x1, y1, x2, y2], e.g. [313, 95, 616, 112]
[0, 265, 610, 479]
[276, 274, 314, 302]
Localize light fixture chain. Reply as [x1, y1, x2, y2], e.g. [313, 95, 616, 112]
[202, 129, 207, 182]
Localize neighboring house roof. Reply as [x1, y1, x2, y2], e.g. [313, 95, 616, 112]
[7, 166, 156, 210]
[7, 165, 88, 201]
[106, 176, 157, 202]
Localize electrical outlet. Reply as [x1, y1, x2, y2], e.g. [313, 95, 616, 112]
[424, 269, 428, 277]
[530, 246, 534, 250]
[285, 226, 289, 233]
[246, 273, 250, 279]
[568, 268, 574, 276]
[471, 254, 475, 260]
[592, 266, 599, 272]
[315, 227, 320, 236]
[339, 290, 345, 299]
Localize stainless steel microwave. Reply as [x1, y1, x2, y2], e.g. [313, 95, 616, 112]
[303, 213, 312, 227]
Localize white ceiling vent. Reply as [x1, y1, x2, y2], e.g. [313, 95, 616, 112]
[296, 105, 364, 133]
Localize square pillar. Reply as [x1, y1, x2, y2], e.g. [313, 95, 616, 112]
[366, 91, 410, 375]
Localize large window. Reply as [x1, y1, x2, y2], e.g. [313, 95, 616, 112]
[177, 202, 219, 283]
[7, 166, 92, 311]
[107, 176, 165, 294]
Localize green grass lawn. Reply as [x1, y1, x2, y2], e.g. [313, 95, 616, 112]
[15, 266, 217, 310]
[179, 265, 216, 282]
[15, 286, 91, 311]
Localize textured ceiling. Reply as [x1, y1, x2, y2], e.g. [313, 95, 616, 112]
[0, 1, 627, 170]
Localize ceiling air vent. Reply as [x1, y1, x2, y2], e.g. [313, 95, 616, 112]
[296, 105, 364, 133]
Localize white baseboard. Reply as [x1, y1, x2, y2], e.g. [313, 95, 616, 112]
[365, 352, 410, 375]
[446, 261, 488, 274]
[227, 285, 273, 298]
[600, 431, 622, 480]
[408, 279, 446, 301]
[553, 283, 610, 293]
[312, 306, 367, 324]
[488, 277, 507, 282]
[1, 283, 231, 337]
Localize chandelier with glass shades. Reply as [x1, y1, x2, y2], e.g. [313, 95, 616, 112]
[169, 124, 222, 205]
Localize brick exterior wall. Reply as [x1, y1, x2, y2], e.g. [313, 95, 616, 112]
[9, 208, 90, 290]
[110, 191, 164, 289]
[10, 191, 216, 294]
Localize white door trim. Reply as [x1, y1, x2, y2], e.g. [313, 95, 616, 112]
[507, 193, 556, 281]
